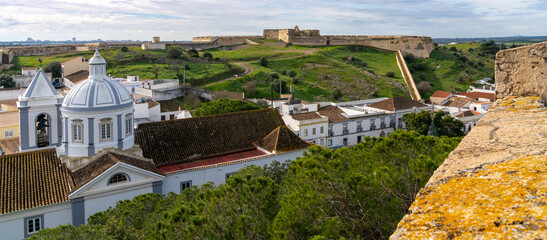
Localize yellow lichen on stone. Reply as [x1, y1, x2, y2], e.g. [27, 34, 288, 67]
[391, 155, 547, 239]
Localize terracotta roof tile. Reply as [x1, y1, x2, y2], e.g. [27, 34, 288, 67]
[0, 111, 18, 126]
[0, 137, 20, 155]
[148, 99, 160, 109]
[136, 108, 286, 167]
[254, 126, 313, 153]
[431, 91, 452, 98]
[64, 70, 89, 84]
[291, 112, 323, 121]
[457, 92, 495, 101]
[443, 97, 474, 108]
[317, 105, 348, 122]
[0, 149, 72, 214]
[367, 96, 426, 111]
[71, 151, 163, 189]
[158, 149, 267, 173]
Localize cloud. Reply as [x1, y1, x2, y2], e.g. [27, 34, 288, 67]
[0, 0, 545, 41]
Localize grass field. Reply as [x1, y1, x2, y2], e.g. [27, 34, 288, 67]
[205, 45, 407, 101]
[208, 45, 303, 61]
[409, 43, 495, 98]
[4, 41, 495, 102]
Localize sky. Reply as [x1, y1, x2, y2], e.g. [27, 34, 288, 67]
[0, 0, 546, 41]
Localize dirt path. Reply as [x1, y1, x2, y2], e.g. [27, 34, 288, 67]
[201, 48, 318, 87]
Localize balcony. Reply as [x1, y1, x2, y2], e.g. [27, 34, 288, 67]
[328, 130, 334, 137]
[357, 126, 363, 132]
[342, 129, 349, 135]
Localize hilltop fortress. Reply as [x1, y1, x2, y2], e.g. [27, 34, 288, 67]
[194, 26, 435, 58]
[0, 26, 435, 67]
[264, 26, 435, 58]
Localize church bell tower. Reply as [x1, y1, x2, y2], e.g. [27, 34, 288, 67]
[17, 70, 64, 151]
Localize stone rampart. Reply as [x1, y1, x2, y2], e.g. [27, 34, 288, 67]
[495, 41, 547, 101]
[290, 35, 435, 58]
[390, 41, 547, 238]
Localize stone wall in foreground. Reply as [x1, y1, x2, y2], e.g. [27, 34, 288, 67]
[391, 42, 547, 239]
[496, 41, 547, 101]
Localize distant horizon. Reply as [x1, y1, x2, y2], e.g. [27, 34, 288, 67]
[1, 0, 546, 41]
[2, 34, 547, 43]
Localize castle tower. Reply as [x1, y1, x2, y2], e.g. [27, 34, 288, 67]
[17, 69, 64, 151]
[61, 50, 135, 157]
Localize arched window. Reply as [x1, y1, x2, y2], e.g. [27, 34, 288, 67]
[36, 114, 50, 147]
[72, 119, 83, 143]
[100, 118, 113, 142]
[108, 173, 129, 185]
[125, 114, 132, 136]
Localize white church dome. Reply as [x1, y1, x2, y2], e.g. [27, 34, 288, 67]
[62, 50, 133, 112]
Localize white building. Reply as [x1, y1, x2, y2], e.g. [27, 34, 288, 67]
[0, 50, 312, 239]
[282, 112, 329, 147]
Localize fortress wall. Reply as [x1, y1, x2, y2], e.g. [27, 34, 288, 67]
[290, 36, 327, 46]
[9, 45, 79, 56]
[495, 41, 547, 101]
[288, 35, 434, 58]
[278, 29, 292, 43]
[391, 42, 547, 239]
[263, 29, 280, 39]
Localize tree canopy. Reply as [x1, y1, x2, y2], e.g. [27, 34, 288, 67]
[29, 131, 461, 240]
[43, 61, 62, 78]
[402, 110, 465, 137]
[0, 74, 15, 88]
[193, 98, 262, 117]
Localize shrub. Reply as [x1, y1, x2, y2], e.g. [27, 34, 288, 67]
[167, 48, 182, 59]
[449, 46, 458, 51]
[259, 57, 268, 67]
[120, 46, 128, 52]
[202, 51, 213, 60]
[188, 49, 199, 58]
[386, 71, 395, 77]
[281, 70, 287, 75]
[288, 70, 297, 77]
[331, 89, 343, 101]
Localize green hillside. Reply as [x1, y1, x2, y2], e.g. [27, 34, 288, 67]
[4, 41, 498, 101]
[407, 42, 496, 98]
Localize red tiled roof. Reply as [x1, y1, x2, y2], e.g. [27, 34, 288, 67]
[0, 137, 20, 155]
[431, 91, 452, 98]
[291, 112, 323, 121]
[136, 108, 286, 167]
[317, 105, 348, 122]
[367, 96, 427, 111]
[0, 111, 19, 126]
[71, 151, 163, 189]
[64, 70, 89, 84]
[254, 126, 313, 153]
[158, 149, 267, 174]
[457, 92, 495, 101]
[0, 149, 72, 214]
[443, 97, 474, 108]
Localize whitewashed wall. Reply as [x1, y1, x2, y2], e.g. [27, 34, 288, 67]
[0, 202, 71, 240]
[162, 150, 306, 194]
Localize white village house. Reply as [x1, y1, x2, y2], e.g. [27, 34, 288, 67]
[0, 50, 312, 239]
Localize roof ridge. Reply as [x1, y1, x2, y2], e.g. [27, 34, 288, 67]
[0, 148, 55, 159]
